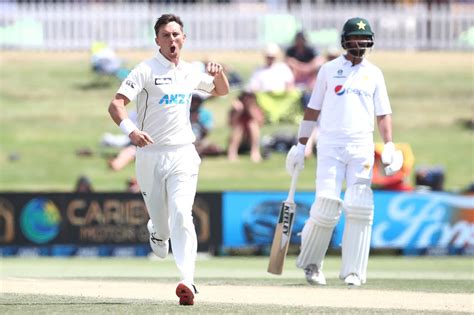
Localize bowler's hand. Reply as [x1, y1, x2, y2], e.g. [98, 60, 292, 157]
[285, 144, 305, 176]
[206, 62, 224, 77]
[129, 130, 154, 148]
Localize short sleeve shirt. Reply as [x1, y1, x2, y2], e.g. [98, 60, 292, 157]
[246, 62, 294, 92]
[307, 55, 391, 146]
[116, 51, 215, 147]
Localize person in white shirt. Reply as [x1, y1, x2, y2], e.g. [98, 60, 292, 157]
[107, 14, 229, 305]
[247, 43, 301, 125]
[247, 43, 295, 93]
[286, 17, 403, 287]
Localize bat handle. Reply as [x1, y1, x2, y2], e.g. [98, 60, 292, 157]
[287, 169, 300, 203]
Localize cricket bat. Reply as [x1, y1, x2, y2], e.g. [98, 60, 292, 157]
[267, 170, 300, 275]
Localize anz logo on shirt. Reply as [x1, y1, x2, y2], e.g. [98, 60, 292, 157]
[334, 85, 371, 97]
[159, 93, 192, 105]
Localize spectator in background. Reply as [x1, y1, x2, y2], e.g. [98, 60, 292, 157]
[247, 43, 301, 124]
[247, 43, 295, 93]
[190, 93, 225, 157]
[74, 175, 93, 193]
[126, 176, 140, 193]
[325, 45, 341, 62]
[108, 144, 136, 171]
[285, 31, 324, 108]
[90, 41, 130, 81]
[227, 91, 265, 163]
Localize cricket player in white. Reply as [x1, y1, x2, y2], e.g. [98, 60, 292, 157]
[108, 14, 229, 305]
[286, 17, 403, 286]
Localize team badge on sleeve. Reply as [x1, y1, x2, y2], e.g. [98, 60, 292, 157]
[126, 80, 136, 89]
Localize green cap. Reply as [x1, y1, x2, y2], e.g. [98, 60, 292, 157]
[342, 17, 374, 37]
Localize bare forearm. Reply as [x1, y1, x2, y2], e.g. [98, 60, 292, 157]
[108, 94, 130, 125]
[377, 114, 393, 143]
[212, 72, 230, 96]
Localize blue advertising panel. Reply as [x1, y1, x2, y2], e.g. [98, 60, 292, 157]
[223, 191, 474, 254]
[223, 191, 314, 248]
[366, 191, 473, 253]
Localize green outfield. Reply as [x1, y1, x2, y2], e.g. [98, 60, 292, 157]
[1, 256, 472, 314]
[0, 51, 472, 192]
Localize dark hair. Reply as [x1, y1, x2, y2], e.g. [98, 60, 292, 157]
[295, 31, 306, 41]
[154, 14, 184, 36]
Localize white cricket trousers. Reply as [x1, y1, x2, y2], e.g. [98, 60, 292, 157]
[135, 144, 201, 284]
[315, 143, 374, 198]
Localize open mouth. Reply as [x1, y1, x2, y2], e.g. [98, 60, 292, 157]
[170, 46, 176, 54]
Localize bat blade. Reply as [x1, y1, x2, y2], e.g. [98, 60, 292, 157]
[267, 200, 296, 275]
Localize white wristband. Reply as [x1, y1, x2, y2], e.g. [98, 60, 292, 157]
[298, 120, 317, 139]
[119, 118, 138, 135]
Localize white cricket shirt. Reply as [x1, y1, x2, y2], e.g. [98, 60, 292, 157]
[117, 51, 215, 147]
[307, 55, 392, 146]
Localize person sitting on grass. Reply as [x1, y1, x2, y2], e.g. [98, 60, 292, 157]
[227, 90, 265, 163]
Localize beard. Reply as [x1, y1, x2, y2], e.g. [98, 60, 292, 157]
[347, 48, 366, 58]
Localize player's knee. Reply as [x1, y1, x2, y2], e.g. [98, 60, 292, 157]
[343, 184, 374, 223]
[309, 196, 342, 228]
[170, 208, 194, 232]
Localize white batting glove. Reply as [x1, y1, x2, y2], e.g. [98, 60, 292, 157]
[286, 143, 305, 176]
[381, 142, 395, 164]
[385, 150, 404, 176]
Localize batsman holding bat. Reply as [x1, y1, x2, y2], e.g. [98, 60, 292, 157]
[108, 14, 229, 305]
[286, 17, 403, 286]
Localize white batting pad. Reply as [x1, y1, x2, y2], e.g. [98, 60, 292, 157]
[340, 184, 374, 283]
[296, 197, 341, 269]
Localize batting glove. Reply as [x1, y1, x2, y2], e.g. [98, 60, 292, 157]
[381, 142, 395, 164]
[385, 150, 404, 176]
[286, 143, 305, 176]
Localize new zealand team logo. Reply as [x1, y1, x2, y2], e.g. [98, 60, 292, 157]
[335, 85, 345, 95]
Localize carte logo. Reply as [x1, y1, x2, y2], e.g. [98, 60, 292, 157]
[335, 85, 345, 95]
[20, 198, 61, 244]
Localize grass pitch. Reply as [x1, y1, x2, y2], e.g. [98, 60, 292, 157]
[0, 256, 472, 314]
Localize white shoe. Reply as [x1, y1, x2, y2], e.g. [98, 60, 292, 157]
[176, 281, 198, 305]
[147, 220, 169, 258]
[304, 264, 326, 285]
[344, 274, 361, 286]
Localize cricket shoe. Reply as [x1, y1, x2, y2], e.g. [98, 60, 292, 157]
[344, 274, 361, 287]
[304, 264, 326, 285]
[176, 281, 198, 305]
[147, 220, 169, 258]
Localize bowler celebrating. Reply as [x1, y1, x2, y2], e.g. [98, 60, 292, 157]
[108, 14, 229, 305]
